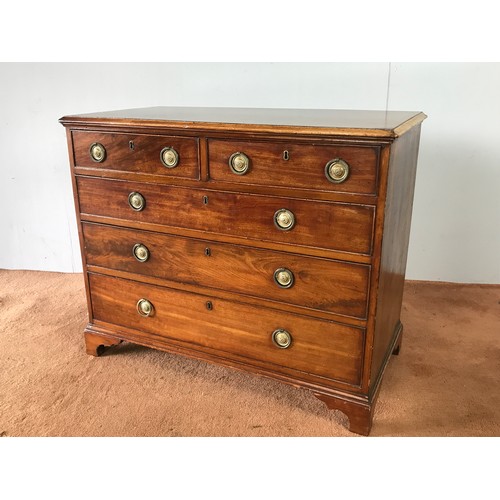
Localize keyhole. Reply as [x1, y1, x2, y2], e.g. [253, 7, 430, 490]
[129, 141, 135, 150]
[204, 247, 211, 257]
[203, 195, 209, 205]
[206, 301, 213, 310]
[283, 150, 289, 161]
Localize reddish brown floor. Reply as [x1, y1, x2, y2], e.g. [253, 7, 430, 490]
[0, 269, 498, 436]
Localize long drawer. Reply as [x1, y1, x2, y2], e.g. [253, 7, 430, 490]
[89, 273, 365, 385]
[77, 176, 375, 256]
[82, 222, 370, 319]
[72, 130, 199, 179]
[208, 138, 379, 195]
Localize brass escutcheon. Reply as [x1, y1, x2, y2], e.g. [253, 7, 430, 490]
[160, 147, 179, 168]
[229, 152, 250, 175]
[274, 208, 295, 231]
[325, 158, 350, 183]
[133, 243, 150, 262]
[273, 268, 294, 288]
[89, 142, 106, 163]
[272, 329, 292, 349]
[136, 298, 154, 317]
[128, 191, 145, 211]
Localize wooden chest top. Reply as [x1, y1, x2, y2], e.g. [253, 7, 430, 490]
[60, 106, 426, 139]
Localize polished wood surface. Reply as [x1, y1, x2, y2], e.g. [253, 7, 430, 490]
[72, 130, 199, 179]
[314, 392, 373, 436]
[82, 222, 370, 319]
[85, 331, 122, 356]
[77, 176, 375, 256]
[208, 139, 379, 195]
[60, 106, 426, 139]
[89, 273, 365, 385]
[65, 129, 94, 323]
[369, 126, 422, 387]
[61, 106, 425, 435]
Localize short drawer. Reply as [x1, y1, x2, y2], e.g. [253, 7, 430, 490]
[89, 273, 365, 385]
[77, 177, 375, 256]
[208, 139, 378, 195]
[83, 223, 370, 319]
[72, 130, 199, 179]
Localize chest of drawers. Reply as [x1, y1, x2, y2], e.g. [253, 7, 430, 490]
[60, 107, 426, 435]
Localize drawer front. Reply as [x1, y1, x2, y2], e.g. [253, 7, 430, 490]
[89, 273, 364, 385]
[83, 223, 370, 319]
[77, 177, 375, 255]
[208, 139, 378, 195]
[72, 130, 199, 179]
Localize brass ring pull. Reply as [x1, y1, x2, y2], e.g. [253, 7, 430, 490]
[325, 158, 350, 183]
[128, 191, 145, 211]
[272, 329, 292, 349]
[229, 152, 250, 175]
[137, 298, 154, 317]
[89, 142, 106, 163]
[133, 243, 150, 262]
[274, 268, 294, 288]
[160, 147, 179, 168]
[274, 208, 295, 231]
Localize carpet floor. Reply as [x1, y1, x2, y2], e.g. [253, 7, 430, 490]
[0, 269, 498, 437]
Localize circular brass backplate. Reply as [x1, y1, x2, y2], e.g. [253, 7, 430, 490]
[89, 142, 106, 163]
[274, 268, 294, 288]
[133, 243, 150, 262]
[272, 329, 292, 349]
[325, 158, 350, 183]
[274, 208, 295, 231]
[128, 192, 145, 211]
[229, 152, 250, 175]
[160, 147, 179, 168]
[136, 298, 154, 317]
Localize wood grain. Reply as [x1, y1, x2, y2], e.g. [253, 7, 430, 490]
[77, 176, 375, 256]
[369, 125, 422, 388]
[82, 222, 370, 319]
[208, 139, 379, 195]
[84, 330, 122, 356]
[72, 165, 379, 205]
[314, 392, 373, 436]
[60, 106, 426, 436]
[60, 106, 426, 139]
[72, 130, 199, 179]
[65, 129, 94, 322]
[89, 273, 365, 385]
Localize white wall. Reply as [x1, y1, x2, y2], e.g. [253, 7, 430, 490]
[0, 63, 498, 282]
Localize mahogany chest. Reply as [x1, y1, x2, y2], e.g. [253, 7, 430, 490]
[60, 107, 426, 435]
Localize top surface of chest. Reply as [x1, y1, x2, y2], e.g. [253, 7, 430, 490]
[60, 106, 426, 139]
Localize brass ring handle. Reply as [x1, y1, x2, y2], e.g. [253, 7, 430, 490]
[274, 208, 295, 231]
[325, 158, 350, 183]
[89, 142, 106, 163]
[272, 329, 292, 349]
[136, 298, 154, 317]
[128, 191, 146, 211]
[229, 152, 250, 175]
[160, 147, 179, 168]
[133, 243, 150, 262]
[273, 268, 294, 288]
